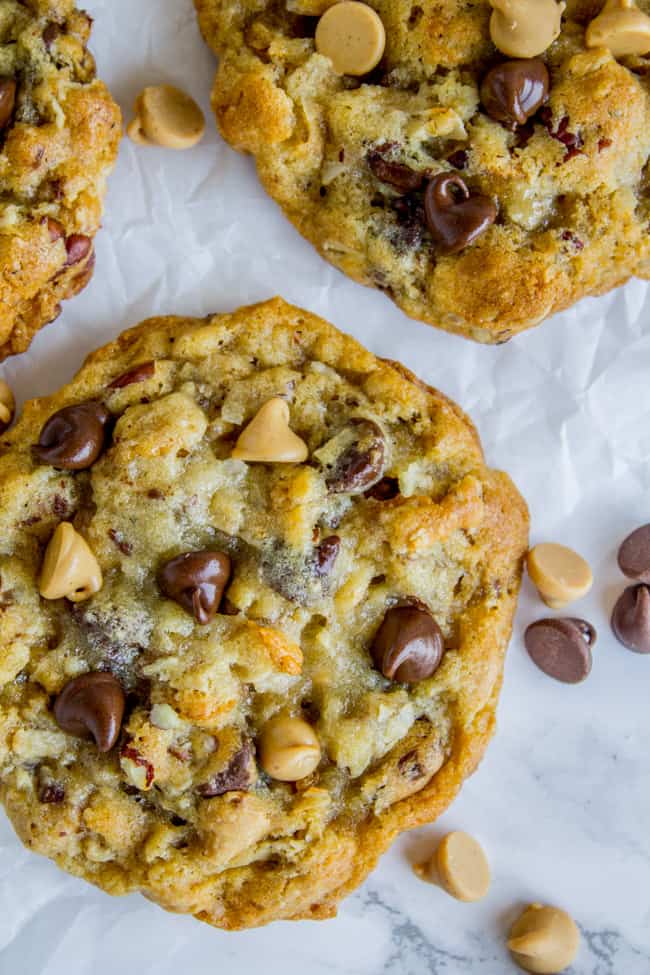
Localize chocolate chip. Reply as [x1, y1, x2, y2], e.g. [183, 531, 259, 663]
[371, 602, 444, 682]
[365, 476, 399, 501]
[197, 740, 254, 797]
[53, 672, 126, 751]
[46, 218, 64, 242]
[447, 149, 468, 170]
[322, 419, 386, 494]
[42, 23, 61, 50]
[64, 234, 92, 267]
[39, 782, 65, 804]
[158, 550, 231, 624]
[424, 174, 496, 254]
[314, 535, 340, 576]
[0, 78, 16, 130]
[367, 144, 425, 191]
[107, 361, 155, 389]
[524, 617, 594, 683]
[121, 744, 154, 787]
[480, 59, 549, 128]
[611, 585, 650, 654]
[34, 401, 111, 470]
[617, 525, 650, 583]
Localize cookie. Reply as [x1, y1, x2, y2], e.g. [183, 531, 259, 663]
[0, 297, 528, 928]
[194, 0, 650, 342]
[0, 0, 120, 359]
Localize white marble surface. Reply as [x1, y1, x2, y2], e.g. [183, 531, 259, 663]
[1, 1, 650, 971]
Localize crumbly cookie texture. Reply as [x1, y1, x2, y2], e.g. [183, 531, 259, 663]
[0, 298, 528, 928]
[194, 0, 650, 342]
[0, 0, 120, 359]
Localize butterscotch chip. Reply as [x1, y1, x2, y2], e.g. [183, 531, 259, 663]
[315, 2, 386, 76]
[586, 0, 650, 56]
[39, 523, 103, 603]
[508, 903, 580, 973]
[488, 0, 565, 58]
[0, 379, 15, 433]
[433, 830, 490, 902]
[527, 543, 593, 608]
[129, 85, 205, 150]
[231, 397, 309, 462]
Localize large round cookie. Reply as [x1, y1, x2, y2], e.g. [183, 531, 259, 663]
[195, 0, 650, 343]
[0, 298, 528, 928]
[0, 0, 120, 359]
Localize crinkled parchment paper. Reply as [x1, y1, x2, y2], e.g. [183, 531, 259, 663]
[1, 2, 650, 972]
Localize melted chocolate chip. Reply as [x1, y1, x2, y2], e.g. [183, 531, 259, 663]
[447, 149, 468, 170]
[197, 740, 254, 797]
[371, 602, 444, 682]
[108, 361, 155, 389]
[367, 144, 425, 191]
[323, 419, 386, 494]
[53, 672, 126, 751]
[314, 535, 340, 576]
[39, 782, 65, 804]
[365, 476, 400, 501]
[0, 78, 16, 130]
[424, 174, 496, 254]
[34, 401, 111, 470]
[524, 617, 594, 683]
[480, 59, 549, 128]
[158, 550, 231, 624]
[611, 585, 650, 654]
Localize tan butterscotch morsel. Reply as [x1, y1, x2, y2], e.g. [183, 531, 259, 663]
[231, 397, 309, 463]
[508, 904, 580, 973]
[128, 85, 205, 150]
[489, 0, 565, 58]
[526, 543, 592, 609]
[40, 523, 103, 603]
[0, 379, 15, 433]
[315, 2, 386, 76]
[586, 0, 650, 56]
[259, 715, 321, 781]
[428, 831, 491, 902]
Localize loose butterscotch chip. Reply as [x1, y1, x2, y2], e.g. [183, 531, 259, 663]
[489, 0, 565, 57]
[315, 2, 386, 76]
[508, 903, 580, 973]
[586, 0, 650, 56]
[0, 378, 15, 433]
[433, 831, 491, 902]
[527, 543, 593, 608]
[129, 85, 205, 150]
[231, 397, 309, 462]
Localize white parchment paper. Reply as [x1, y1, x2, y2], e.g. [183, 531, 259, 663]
[2, 2, 650, 972]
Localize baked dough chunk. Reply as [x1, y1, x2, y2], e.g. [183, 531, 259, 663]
[0, 298, 528, 928]
[195, 0, 650, 341]
[0, 0, 121, 358]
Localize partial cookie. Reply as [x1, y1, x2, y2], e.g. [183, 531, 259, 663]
[194, 0, 650, 342]
[0, 0, 121, 359]
[0, 297, 528, 928]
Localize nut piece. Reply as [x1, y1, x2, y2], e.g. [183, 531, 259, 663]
[508, 903, 580, 973]
[315, 2, 386, 76]
[258, 714, 321, 781]
[40, 522, 103, 602]
[0, 378, 15, 433]
[526, 543, 592, 608]
[429, 831, 491, 902]
[586, 0, 650, 56]
[128, 84, 205, 150]
[489, 0, 565, 58]
[231, 397, 308, 463]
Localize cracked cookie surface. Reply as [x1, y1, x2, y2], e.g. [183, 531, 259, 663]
[195, 0, 650, 342]
[0, 297, 528, 928]
[0, 0, 120, 359]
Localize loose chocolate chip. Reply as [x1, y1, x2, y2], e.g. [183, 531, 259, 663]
[39, 782, 65, 803]
[64, 234, 92, 267]
[158, 550, 231, 624]
[0, 78, 16, 130]
[314, 535, 340, 576]
[54, 672, 126, 751]
[365, 476, 400, 501]
[617, 525, 650, 583]
[323, 419, 386, 494]
[424, 174, 497, 254]
[107, 361, 155, 389]
[611, 585, 650, 654]
[524, 617, 594, 683]
[480, 59, 549, 128]
[197, 740, 254, 797]
[367, 144, 425, 191]
[371, 602, 444, 682]
[34, 401, 111, 470]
